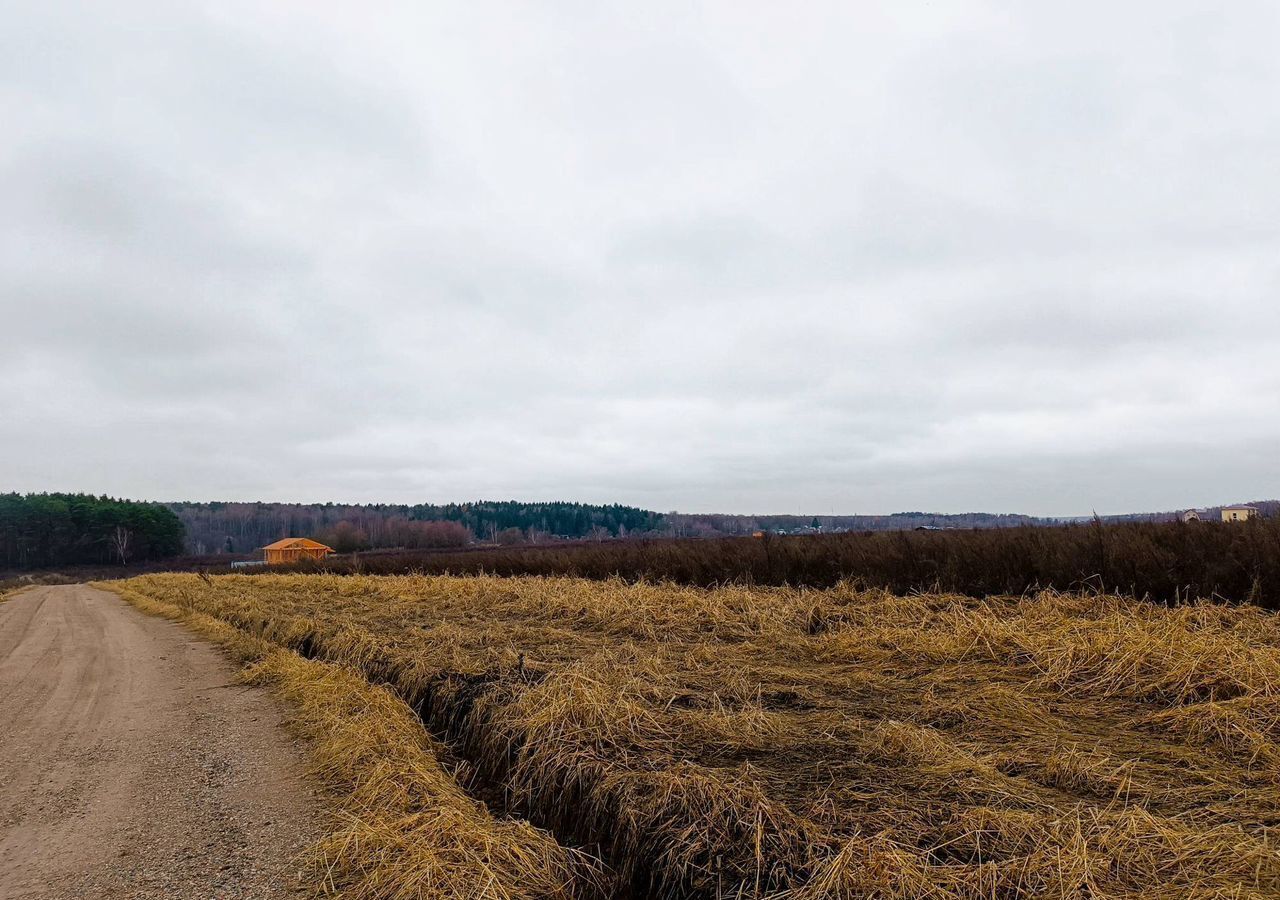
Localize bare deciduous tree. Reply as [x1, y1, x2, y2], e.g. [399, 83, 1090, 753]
[111, 525, 132, 565]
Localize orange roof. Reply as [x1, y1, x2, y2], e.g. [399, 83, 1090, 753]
[259, 537, 335, 551]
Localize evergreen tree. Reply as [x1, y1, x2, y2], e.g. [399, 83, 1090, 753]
[0, 493, 185, 568]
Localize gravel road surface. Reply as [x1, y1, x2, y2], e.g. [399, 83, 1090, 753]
[0, 584, 323, 899]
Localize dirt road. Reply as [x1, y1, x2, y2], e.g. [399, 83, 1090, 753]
[0, 585, 323, 899]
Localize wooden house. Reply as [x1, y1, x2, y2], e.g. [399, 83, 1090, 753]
[260, 537, 336, 565]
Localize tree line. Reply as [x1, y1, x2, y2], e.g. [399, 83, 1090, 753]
[168, 500, 666, 554]
[168, 498, 1274, 555]
[408, 501, 664, 542]
[0, 493, 185, 569]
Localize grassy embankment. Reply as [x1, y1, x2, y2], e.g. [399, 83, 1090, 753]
[104, 572, 1280, 899]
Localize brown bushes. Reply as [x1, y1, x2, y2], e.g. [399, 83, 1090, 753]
[268, 516, 1280, 608]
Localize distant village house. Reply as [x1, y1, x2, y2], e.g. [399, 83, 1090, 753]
[260, 537, 336, 564]
[1180, 510, 1202, 523]
[1221, 505, 1259, 523]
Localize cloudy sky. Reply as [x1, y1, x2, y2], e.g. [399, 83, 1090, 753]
[2, 2, 1277, 515]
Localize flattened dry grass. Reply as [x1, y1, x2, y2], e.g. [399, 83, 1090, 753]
[107, 574, 1280, 899]
[104, 583, 597, 900]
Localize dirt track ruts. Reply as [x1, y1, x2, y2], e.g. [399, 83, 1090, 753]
[0, 584, 323, 899]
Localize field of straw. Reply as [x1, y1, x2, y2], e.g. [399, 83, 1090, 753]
[107, 573, 1280, 899]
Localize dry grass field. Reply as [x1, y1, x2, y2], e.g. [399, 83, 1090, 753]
[106, 573, 1280, 900]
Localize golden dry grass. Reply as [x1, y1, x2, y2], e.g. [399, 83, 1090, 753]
[105, 574, 1280, 899]
[105, 582, 596, 900]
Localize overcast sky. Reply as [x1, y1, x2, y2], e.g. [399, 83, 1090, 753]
[2, 2, 1277, 515]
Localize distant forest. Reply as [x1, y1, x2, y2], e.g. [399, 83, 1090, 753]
[170, 500, 1080, 555]
[666, 511, 1041, 536]
[0, 493, 185, 569]
[170, 500, 666, 554]
[8, 493, 1275, 563]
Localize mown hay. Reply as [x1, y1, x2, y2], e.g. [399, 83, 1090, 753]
[106, 574, 1280, 899]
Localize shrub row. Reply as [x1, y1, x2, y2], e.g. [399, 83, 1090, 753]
[266, 517, 1280, 608]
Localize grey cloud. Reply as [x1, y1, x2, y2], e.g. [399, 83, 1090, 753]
[2, 1, 1278, 516]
